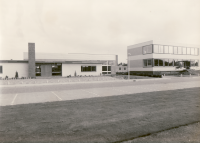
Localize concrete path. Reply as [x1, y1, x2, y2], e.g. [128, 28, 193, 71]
[0, 80, 199, 106]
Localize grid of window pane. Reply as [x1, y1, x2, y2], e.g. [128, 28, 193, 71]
[148, 59, 152, 66]
[187, 48, 191, 55]
[147, 45, 152, 53]
[159, 45, 164, 53]
[178, 47, 182, 54]
[143, 59, 152, 67]
[195, 48, 198, 55]
[143, 45, 152, 54]
[81, 66, 96, 72]
[164, 59, 169, 66]
[169, 46, 173, 53]
[143, 46, 147, 54]
[191, 60, 195, 66]
[174, 60, 179, 66]
[154, 59, 159, 66]
[102, 66, 107, 71]
[191, 48, 195, 55]
[174, 47, 178, 54]
[195, 60, 199, 66]
[169, 59, 173, 66]
[0, 66, 2, 73]
[143, 60, 147, 66]
[164, 46, 168, 53]
[108, 66, 111, 71]
[153, 45, 159, 53]
[182, 47, 186, 54]
[159, 59, 163, 66]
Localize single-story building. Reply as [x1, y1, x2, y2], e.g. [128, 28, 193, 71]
[0, 43, 118, 78]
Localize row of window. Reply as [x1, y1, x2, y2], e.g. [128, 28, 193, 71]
[143, 44, 199, 55]
[119, 67, 126, 70]
[143, 59, 199, 67]
[102, 72, 111, 74]
[102, 66, 111, 71]
[81, 66, 96, 72]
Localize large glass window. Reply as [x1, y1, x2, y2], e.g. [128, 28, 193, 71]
[143, 60, 147, 66]
[0, 66, 2, 73]
[159, 59, 164, 66]
[154, 59, 159, 66]
[169, 59, 173, 66]
[102, 66, 107, 71]
[153, 45, 159, 53]
[195, 60, 199, 66]
[52, 64, 62, 76]
[154, 59, 163, 66]
[178, 47, 182, 54]
[187, 48, 191, 55]
[159, 45, 164, 53]
[174, 60, 183, 67]
[82, 66, 96, 72]
[182, 47, 186, 54]
[191, 48, 195, 55]
[143, 45, 152, 54]
[35, 65, 41, 76]
[164, 59, 169, 66]
[143, 59, 152, 67]
[174, 47, 178, 54]
[164, 46, 168, 53]
[195, 48, 199, 55]
[190, 60, 195, 66]
[169, 46, 173, 53]
[108, 66, 111, 71]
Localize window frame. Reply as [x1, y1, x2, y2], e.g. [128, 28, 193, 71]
[143, 44, 153, 54]
[143, 59, 153, 67]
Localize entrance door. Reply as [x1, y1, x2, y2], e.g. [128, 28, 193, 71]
[41, 64, 52, 77]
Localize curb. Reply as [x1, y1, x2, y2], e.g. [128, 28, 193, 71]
[0, 78, 171, 87]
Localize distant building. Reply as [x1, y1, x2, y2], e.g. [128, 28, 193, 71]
[127, 40, 200, 75]
[0, 43, 118, 78]
[116, 65, 128, 73]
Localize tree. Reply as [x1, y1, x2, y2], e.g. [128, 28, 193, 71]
[15, 71, 18, 79]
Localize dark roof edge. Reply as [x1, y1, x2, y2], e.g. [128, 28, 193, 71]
[0, 60, 28, 63]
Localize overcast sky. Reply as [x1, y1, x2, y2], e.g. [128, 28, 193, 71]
[0, 0, 200, 63]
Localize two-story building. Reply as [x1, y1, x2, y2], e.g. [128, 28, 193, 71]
[127, 40, 200, 75]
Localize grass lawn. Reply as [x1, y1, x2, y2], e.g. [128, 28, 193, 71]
[123, 122, 200, 143]
[0, 87, 200, 142]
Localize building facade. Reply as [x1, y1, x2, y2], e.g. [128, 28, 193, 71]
[116, 65, 127, 73]
[0, 43, 118, 78]
[127, 40, 200, 75]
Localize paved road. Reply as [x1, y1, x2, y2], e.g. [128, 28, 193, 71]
[0, 77, 200, 106]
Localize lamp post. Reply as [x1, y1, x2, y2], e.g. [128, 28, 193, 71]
[128, 53, 131, 79]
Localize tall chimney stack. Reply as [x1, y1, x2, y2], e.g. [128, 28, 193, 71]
[28, 43, 35, 78]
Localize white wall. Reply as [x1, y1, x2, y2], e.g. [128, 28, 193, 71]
[62, 64, 102, 76]
[0, 63, 28, 78]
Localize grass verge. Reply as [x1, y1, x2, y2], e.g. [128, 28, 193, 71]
[0, 87, 200, 142]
